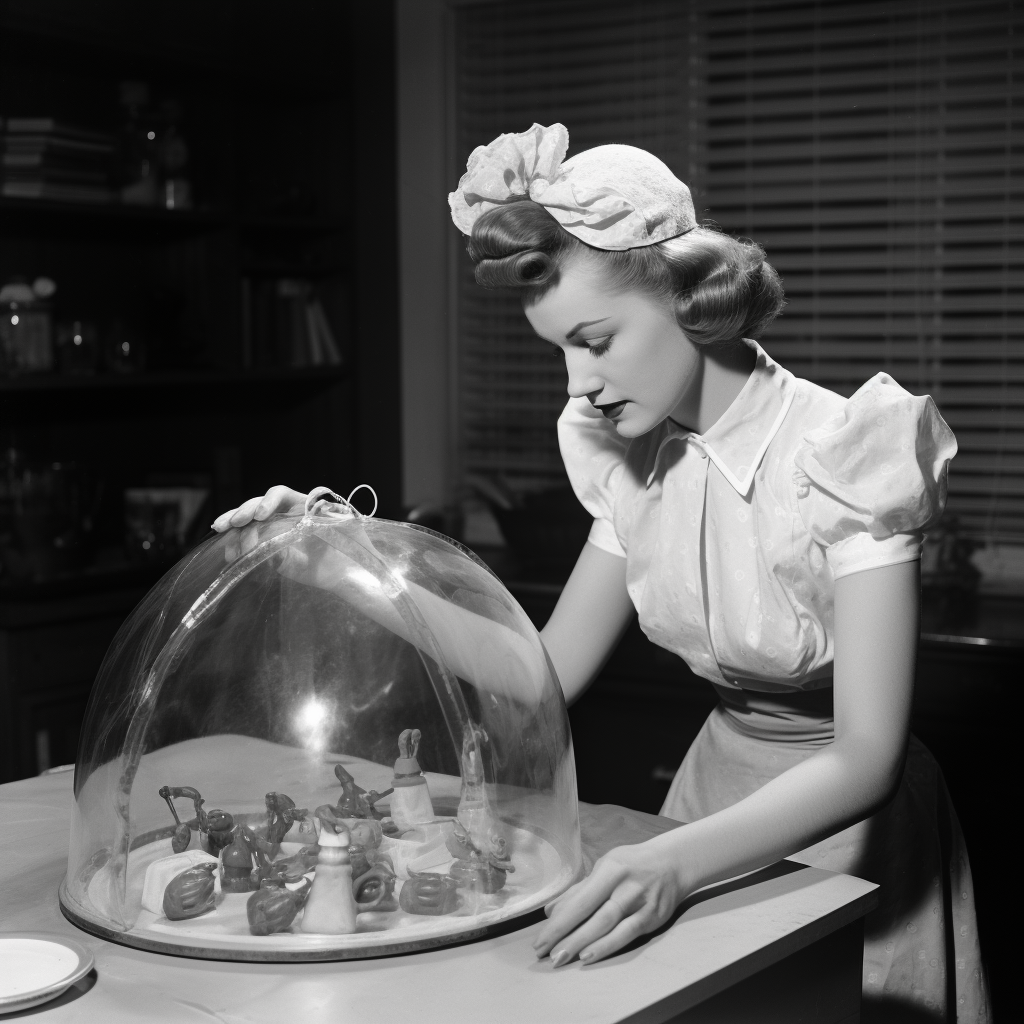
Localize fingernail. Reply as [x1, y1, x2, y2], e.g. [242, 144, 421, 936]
[580, 951, 593, 963]
[551, 949, 569, 967]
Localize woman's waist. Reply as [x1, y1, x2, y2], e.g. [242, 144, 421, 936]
[712, 681, 835, 746]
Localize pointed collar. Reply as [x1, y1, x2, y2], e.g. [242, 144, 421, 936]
[646, 339, 795, 495]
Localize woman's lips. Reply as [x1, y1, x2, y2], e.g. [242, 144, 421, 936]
[595, 400, 627, 420]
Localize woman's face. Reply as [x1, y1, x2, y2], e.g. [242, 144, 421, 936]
[524, 257, 702, 437]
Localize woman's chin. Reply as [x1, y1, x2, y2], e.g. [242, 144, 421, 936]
[612, 413, 659, 438]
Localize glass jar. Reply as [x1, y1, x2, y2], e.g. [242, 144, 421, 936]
[0, 280, 54, 373]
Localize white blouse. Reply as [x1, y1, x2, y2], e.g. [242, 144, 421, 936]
[557, 340, 956, 692]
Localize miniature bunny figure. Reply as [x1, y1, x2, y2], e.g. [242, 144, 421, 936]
[388, 728, 435, 829]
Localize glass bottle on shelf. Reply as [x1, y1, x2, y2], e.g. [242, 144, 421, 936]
[0, 278, 55, 374]
[118, 81, 159, 207]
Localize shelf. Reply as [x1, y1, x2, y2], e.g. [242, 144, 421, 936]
[0, 199, 348, 240]
[0, 365, 345, 393]
[0, 366, 347, 421]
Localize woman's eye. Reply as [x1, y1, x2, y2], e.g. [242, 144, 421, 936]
[548, 345, 565, 360]
[587, 338, 612, 356]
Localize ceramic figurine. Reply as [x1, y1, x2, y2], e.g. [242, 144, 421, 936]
[353, 863, 398, 911]
[332, 763, 392, 820]
[449, 855, 507, 895]
[221, 832, 256, 893]
[247, 878, 311, 935]
[300, 807, 360, 934]
[264, 845, 319, 884]
[264, 791, 308, 846]
[388, 728, 435, 829]
[158, 785, 236, 854]
[158, 785, 208, 852]
[456, 725, 506, 857]
[163, 863, 217, 920]
[446, 818, 513, 873]
[143, 850, 219, 915]
[343, 818, 383, 850]
[205, 809, 236, 854]
[399, 871, 460, 916]
[158, 786, 194, 853]
[348, 843, 371, 880]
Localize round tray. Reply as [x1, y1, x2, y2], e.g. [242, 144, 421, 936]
[61, 825, 573, 962]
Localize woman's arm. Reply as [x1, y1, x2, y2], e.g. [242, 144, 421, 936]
[535, 558, 919, 965]
[541, 542, 635, 706]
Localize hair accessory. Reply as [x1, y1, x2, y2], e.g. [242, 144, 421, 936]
[448, 123, 696, 251]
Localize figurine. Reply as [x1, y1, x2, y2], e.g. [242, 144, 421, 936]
[353, 863, 398, 911]
[142, 849, 219, 915]
[247, 878, 312, 936]
[158, 786, 195, 853]
[264, 791, 308, 846]
[204, 809, 236, 854]
[300, 807, 360, 934]
[263, 845, 319, 885]
[456, 725, 506, 856]
[398, 871, 460, 916]
[449, 855, 507, 895]
[163, 863, 217, 920]
[157, 785, 233, 853]
[343, 818, 383, 851]
[388, 728, 435, 829]
[444, 819, 512, 894]
[221, 832, 255, 893]
[446, 818, 514, 873]
[331, 763, 392, 820]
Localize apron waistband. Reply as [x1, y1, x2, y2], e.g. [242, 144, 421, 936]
[713, 682, 835, 746]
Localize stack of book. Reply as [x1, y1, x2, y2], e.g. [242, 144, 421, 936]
[1, 117, 116, 204]
[242, 278, 345, 369]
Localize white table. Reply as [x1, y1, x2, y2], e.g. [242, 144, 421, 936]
[1, 771, 876, 1023]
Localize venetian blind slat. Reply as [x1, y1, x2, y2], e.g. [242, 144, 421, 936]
[704, 0, 1023, 543]
[455, 0, 693, 483]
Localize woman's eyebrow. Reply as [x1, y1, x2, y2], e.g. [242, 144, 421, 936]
[565, 317, 610, 340]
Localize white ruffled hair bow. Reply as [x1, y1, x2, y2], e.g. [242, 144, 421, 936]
[448, 123, 696, 251]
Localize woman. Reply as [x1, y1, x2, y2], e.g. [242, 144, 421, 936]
[216, 124, 986, 1020]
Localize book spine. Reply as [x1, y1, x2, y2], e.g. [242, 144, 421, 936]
[240, 278, 253, 370]
[305, 303, 324, 366]
[310, 299, 343, 366]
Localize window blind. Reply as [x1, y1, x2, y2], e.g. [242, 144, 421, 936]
[453, 0, 695, 483]
[701, 0, 1023, 543]
[452, 0, 1022, 545]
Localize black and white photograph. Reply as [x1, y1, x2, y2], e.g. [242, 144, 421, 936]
[0, 2, 1017, 1021]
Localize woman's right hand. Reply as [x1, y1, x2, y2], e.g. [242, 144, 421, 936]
[211, 485, 308, 533]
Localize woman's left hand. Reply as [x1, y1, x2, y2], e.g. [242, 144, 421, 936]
[533, 840, 686, 966]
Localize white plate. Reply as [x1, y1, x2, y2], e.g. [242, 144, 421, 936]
[0, 933, 94, 1013]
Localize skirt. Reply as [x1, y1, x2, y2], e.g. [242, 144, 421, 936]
[661, 686, 990, 1022]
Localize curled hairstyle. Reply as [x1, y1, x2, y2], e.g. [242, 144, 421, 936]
[466, 199, 785, 344]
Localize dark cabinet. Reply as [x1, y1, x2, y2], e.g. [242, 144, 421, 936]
[0, 579, 149, 778]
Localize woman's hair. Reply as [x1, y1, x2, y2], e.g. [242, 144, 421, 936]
[466, 199, 785, 344]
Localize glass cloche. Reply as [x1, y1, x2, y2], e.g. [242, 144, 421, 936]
[60, 488, 581, 961]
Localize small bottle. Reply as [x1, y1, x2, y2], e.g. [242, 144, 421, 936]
[389, 728, 434, 830]
[300, 818, 358, 934]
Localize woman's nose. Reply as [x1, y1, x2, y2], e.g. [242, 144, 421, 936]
[565, 352, 603, 399]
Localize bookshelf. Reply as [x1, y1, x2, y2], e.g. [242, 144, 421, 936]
[0, 0, 401, 781]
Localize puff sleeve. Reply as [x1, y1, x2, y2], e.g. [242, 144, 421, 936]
[794, 373, 957, 579]
[557, 397, 628, 557]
